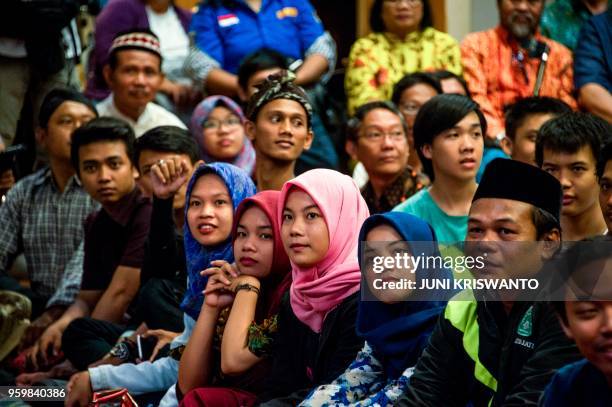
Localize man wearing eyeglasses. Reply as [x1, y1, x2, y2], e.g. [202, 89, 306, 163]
[461, 0, 576, 140]
[96, 30, 186, 137]
[346, 101, 427, 214]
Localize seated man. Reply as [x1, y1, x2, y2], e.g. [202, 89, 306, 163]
[244, 71, 313, 191]
[541, 236, 612, 406]
[536, 112, 612, 240]
[60, 126, 203, 371]
[540, 0, 608, 50]
[461, 0, 576, 139]
[0, 89, 98, 347]
[503, 96, 572, 166]
[394, 94, 485, 244]
[574, 9, 612, 123]
[27, 117, 151, 370]
[346, 101, 425, 214]
[237, 48, 338, 173]
[97, 30, 186, 137]
[398, 158, 581, 405]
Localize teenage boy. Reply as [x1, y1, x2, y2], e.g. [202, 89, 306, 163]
[536, 112, 612, 240]
[237, 49, 338, 173]
[97, 30, 186, 137]
[393, 94, 485, 243]
[27, 117, 151, 369]
[244, 71, 314, 191]
[399, 158, 581, 406]
[0, 89, 98, 346]
[542, 236, 612, 406]
[346, 101, 426, 214]
[504, 97, 571, 166]
[60, 126, 203, 370]
[597, 142, 612, 235]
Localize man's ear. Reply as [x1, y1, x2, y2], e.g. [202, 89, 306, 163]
[103, 65, 113, 88]
[421, 144, 433, 160]
[237, 86, 248, 103]
[501, 136, 513, 157]
[35, 128, 46, 148]
[541, 228, 561, 260]
[303, 130, 314, 151]
[245, 120, 256, 142]
[345, 139, 359, 161]
[557, 312, 574, 340]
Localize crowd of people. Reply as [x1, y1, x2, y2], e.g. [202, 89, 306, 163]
[1, 0, 612, 406]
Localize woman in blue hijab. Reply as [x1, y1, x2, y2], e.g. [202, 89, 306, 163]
[301, 212, 452, 406]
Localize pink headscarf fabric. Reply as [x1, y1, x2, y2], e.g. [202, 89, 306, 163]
[278, 169, 370, 333]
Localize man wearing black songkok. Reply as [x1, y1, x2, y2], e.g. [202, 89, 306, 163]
[0, 88, 99, 351]
[398, 158, 581, 406]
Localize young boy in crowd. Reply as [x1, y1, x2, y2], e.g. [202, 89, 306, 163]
[504, 97, 572, 166]
[26, 117, 151, 370]
[542, 236, 612, 406]
[0, 89, 98, 348]
[399, 158, 581, 405]
[394, 94, 485, 243]
[237, 49, 338, 173]
[597, 142, 612, 235]
[536, 112, 612, 240]
[244, 71, 314, 191]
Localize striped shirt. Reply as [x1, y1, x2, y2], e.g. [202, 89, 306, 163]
[0, 168, 98, 308]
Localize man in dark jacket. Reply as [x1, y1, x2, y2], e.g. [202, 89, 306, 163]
[398, 158, 582, 406]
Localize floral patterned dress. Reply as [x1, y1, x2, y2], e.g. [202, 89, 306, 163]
[300, 342, 415, 407]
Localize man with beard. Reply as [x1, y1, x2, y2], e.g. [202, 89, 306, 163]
[397, 158, 581, 406]
[97, 30, 186, 137]
[461, 0, 576, 140]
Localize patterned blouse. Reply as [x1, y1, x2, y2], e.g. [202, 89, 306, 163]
[300, 342, 415, 407]
[345, 28, 462, 114]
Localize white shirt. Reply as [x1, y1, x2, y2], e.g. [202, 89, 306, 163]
[146, 6, 190, 84]
[97, 95, 187, 138]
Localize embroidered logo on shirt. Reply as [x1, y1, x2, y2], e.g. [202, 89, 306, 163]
[276, 7, 298, 19]
[218, 13, 240, 27]
[517, 306, 533, 337]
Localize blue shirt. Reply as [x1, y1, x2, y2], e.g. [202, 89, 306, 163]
[191, 0, 325, 74]
[540, 359, 612, 407]
[574, 10, 612, 92]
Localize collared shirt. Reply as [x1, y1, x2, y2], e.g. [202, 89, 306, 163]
[361, 167, 429, 215]
[0, 168, 99, 307]
[96, 95, 186, 138]
[81, 187, 151, 291]
[345, 28, 462, 114]
[189, 0, 331, 75]
[461, 26, 576, 138]
[540, 0, 605, 50]
[574, 10, 612, 92]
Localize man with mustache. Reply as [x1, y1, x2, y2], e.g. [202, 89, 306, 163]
[398, 158, 581, 406]
[97, 30, 186, 137]
[461, 0, 576, 140]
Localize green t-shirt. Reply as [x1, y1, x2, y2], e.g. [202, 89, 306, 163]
[393, 188, 468, 244]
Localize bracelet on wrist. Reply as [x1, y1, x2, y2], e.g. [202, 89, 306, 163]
[235, 283, 260, 295]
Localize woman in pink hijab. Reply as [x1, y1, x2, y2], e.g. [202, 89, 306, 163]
[257, 168, 370, 404]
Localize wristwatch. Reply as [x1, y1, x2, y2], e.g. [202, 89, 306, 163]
[108, 341, 131, 361]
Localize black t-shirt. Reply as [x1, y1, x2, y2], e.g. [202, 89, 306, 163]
[81, 188, 152, 291]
